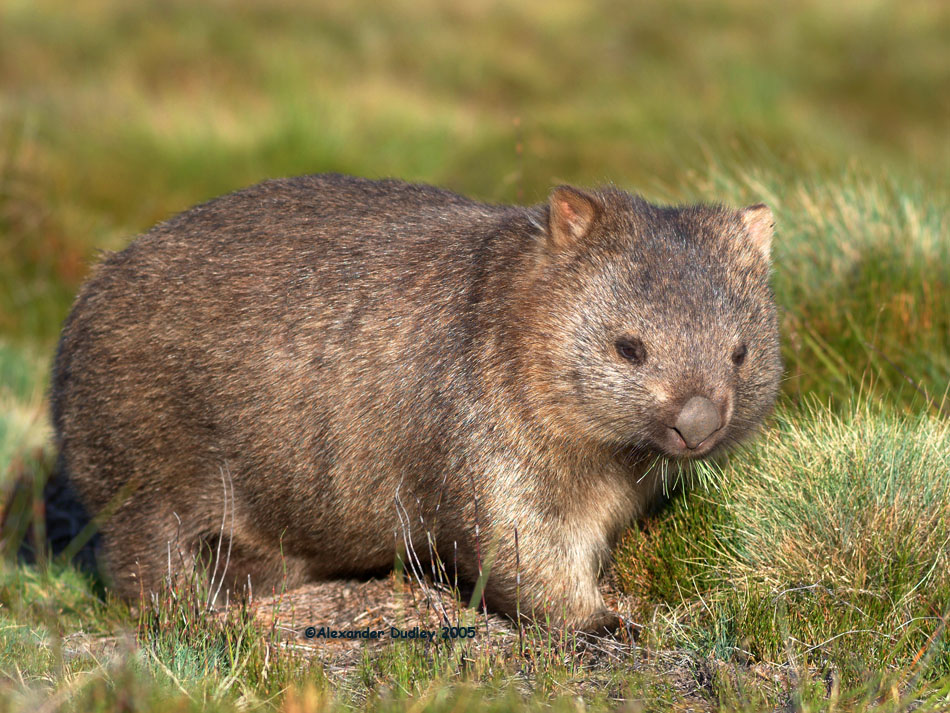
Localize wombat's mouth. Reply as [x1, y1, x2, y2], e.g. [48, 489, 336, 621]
[617, 425, 726, 461]
[660, 426, 723, 459]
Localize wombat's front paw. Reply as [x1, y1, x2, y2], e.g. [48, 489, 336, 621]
[581, 608, 625, 637]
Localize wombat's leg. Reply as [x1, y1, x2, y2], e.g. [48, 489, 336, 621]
[581, 608, 625, 636]
[192, 533, 311, 601]
[97, 506, 309, 601]
[480, 530, 619, 634]
[95, 508, 197, 599]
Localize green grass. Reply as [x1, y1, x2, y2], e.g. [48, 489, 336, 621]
[618, 399, 950, 682]
[1, 0, 949, 710]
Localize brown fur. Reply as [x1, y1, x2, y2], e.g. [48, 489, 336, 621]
[50, 174, 782, 632]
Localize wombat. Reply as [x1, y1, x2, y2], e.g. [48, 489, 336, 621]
[50, 174, 782, 633]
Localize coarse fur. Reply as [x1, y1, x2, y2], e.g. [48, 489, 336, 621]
[50, 174, 783, 632]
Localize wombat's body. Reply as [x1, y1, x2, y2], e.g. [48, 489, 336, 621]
[51, 174, 782, 631]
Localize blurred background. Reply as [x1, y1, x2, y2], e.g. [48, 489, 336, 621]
[1, 0, 949, 469]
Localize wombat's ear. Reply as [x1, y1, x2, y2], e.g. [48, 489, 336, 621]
[740, 203, 774, 261]
[548, 186, 600, 250]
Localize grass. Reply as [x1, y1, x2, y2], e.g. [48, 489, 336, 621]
[618, 398, 950, 682]
[1, 0, 949, 710]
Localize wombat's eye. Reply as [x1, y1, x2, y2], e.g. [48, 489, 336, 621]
[615, 337, 647, 365]
[732, 343, 748, 366]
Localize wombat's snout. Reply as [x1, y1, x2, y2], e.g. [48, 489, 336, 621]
[670, 395, 721, 450]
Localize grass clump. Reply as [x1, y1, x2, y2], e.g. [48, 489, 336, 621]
[619, 398, 950, 687]
[0, 553, 318, 712]
[134, 573, 313, 707]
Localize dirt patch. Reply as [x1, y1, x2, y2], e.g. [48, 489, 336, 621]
[244, 572, 643, 671]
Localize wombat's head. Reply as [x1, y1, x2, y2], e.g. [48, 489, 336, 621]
[519, 186, 783, 460]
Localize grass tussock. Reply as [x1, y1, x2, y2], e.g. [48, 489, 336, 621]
[618, 398, 950, 686]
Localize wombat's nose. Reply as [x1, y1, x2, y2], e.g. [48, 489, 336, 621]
[673, 396, 721, 449]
